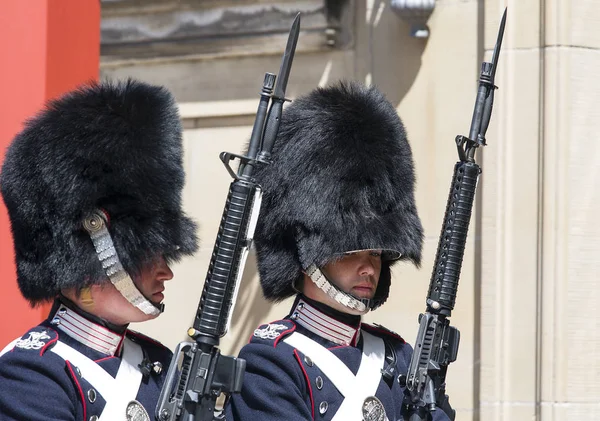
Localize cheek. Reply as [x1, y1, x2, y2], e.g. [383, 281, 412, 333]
[133, 274, 154, 293]
[330, 266, 357, 289]
[326, 263, 345, 279]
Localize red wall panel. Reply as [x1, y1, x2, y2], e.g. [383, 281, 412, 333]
[0, 0, 100, 346]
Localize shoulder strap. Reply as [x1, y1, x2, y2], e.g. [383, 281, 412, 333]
[99, 338, 144, 421]
[284, 332, 356, 397]
[51, 338, 144, 420]
[0, 338, 20, 357]
[51, 341, 116, 400]
[284, 331, 387, 421]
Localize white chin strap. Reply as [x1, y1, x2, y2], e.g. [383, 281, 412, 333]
[83, 211, 161, 317]
[306, 263, 370, 315]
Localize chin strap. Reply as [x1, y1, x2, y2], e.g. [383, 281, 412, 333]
[83, 210, 162, 317]
[306, 263, 371, 315]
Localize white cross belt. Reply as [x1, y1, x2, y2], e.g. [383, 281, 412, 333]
[51, 337, 144, 420]
[284, 330, 387, 421]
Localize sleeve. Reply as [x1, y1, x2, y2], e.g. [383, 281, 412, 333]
[0, 349, 78, 421]
[433, 396, 455, 421]
[225, 341, 313, 421]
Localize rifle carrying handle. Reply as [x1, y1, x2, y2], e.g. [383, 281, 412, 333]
[195, 181, 254, 338]
[427, 161, 480, 315]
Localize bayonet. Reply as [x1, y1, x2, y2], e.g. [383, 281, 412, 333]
[257, 13, 301, 162]
[272, 13, 301, 101]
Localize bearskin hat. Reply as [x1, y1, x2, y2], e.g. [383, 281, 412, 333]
[1, 79, 198, 304]
[253, 81, 423, 303]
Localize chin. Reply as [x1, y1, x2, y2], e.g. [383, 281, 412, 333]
[329, 299, 370, 316]
[353, 293, 375, 300]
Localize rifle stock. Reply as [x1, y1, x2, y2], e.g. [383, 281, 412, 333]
[402, 9, 506, 421]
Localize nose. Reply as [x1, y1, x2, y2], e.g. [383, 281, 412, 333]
[357, 253, 377, 277]
[155, 257, 174, 281]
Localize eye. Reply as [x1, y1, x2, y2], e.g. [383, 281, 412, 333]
[370, 251, 382, 257]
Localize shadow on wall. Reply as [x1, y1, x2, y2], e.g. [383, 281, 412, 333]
[355, 0, 428, 107]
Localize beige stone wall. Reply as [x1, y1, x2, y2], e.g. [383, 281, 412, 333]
[479, 1, 600, 420]
[110, 0, 600, 419]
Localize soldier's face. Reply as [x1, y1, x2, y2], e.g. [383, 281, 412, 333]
[133, 256, 174, 308]
[322, 250, 382, 300]
[68, 256, 174, 325]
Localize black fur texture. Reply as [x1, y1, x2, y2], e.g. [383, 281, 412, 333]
[253, 81, 423, 302]
[1, 79, 198, 304]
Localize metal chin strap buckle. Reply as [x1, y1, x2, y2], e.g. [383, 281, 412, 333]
[83, 210, 106, 234]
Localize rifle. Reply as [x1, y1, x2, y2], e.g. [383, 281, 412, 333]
[401, 9, 507, 421]
[156, 13, 301, 421]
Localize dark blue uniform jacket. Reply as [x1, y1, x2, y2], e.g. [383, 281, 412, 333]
[0, 298, 171, 420]
[225, 295, 453, 421]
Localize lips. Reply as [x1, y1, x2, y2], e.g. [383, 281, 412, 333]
[152, 289, 165, 303]
[352, 285, 374, 298]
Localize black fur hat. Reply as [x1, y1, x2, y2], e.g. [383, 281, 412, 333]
[253, 81, 423, 303]
[1, 79, 198, 304]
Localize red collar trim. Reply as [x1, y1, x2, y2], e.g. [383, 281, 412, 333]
[291, 299, 360, 346]
[50, 304, 125, 356]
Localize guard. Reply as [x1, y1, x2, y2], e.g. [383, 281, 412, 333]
[225, 81, 454, 421]
[0, 79, 198, 420]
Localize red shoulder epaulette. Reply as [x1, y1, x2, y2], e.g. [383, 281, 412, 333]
[126, 329, 168, 350]
[361, 323, 405, 343]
